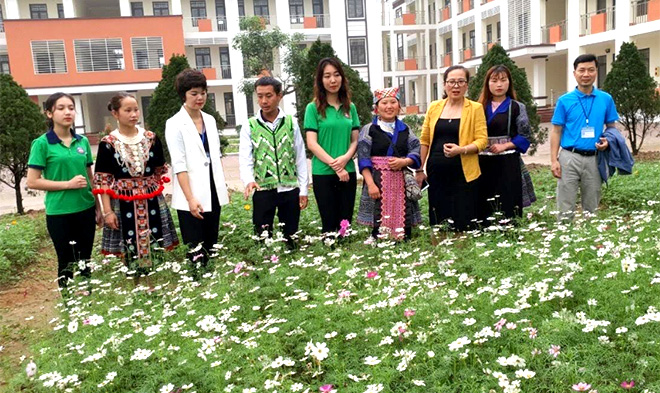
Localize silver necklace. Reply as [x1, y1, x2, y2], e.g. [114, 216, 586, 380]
[447, 104, 460, 122]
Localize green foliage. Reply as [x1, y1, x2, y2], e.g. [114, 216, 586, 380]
[402, 114, 425, 137]
[0, 74, 47, 214]
[602, 41, 660, 155]
[0, 214, 48, 285]
[292, 40, 374, 132]
[467, 44, 547, 155]
[233, 16, 305, 96]
[145, 54, 227, 161]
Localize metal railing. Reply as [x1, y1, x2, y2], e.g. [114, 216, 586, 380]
[220, 65, 231, 79]
[459, 47, 475, 62]
[482, 39, 501, 53]
[440, 52, 453, 68]
[541, 20, 566, 44]
[439, 5, 452, 22]
[395, 56, 427, 71]
[289, 14, 330, 28]
[457, 0, 474, 14]
[630, 0, 650, 25]
[395, 10, 426, 25]
[225, 114, 236, 127]
[216, 16, 228, 31]
[580, 6, 616, 36]
[183, 16, 231, 32]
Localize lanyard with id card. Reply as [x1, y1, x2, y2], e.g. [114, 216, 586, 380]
[578, 95, 595, 139]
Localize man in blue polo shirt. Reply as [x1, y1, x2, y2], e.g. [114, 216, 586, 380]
[550, 54, 619, 220]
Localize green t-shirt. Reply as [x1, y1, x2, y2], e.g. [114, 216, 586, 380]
[27, 131, 95, 215]
[304, 102, 361, 175]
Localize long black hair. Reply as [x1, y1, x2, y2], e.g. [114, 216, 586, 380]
[313, 57, 352, 118]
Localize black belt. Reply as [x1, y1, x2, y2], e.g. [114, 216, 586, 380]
[564, 147, 596, 156]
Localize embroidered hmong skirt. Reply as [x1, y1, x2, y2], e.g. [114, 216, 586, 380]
[101, 194, 179, 259]
[357, 156, 422, 239]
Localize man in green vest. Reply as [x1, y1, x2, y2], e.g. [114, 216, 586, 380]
[239, 76, 309, 248]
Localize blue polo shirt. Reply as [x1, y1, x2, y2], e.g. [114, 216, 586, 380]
[551, 87, 619, 151]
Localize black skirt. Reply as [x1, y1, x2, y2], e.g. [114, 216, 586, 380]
[477, 152, 523, 223]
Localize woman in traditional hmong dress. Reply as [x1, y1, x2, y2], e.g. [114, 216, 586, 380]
[93, 93, 178, 273]
[476, 65, 534, 223]
[357, 87, 422, 240]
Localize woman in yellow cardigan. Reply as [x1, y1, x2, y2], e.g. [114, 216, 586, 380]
[416, 65, 488, 231]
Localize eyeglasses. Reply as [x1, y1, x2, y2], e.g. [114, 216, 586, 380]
[445, 79, 467, 87]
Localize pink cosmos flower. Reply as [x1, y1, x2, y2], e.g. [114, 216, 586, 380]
[572, 382, 592, 391]
[338, 290, 352, 299]
[339, 219, 350, 237]
[404, 309, 416, 318]
[83, 319, 90, 325]
[233, 262, 245, 274]
[366, 271, 378, 279]
[620, 380, 635, 389]
[270, 255, 279, 263]
[319, 384, 334, 393]
[529, 328, 538, 339]
[549, 344, 561, 358]
[494, 318, 506, 331]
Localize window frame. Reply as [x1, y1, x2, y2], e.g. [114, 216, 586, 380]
[30, 4, 49, 19]
[73, 38, 125, 73]
[348, 37, 367, 66]
[153, 2, 169, 16]
[346, 0, 365, 19]
[131, 36, 164, 70]
[0, 54, 10, 74]
[130, 2, 144, 17]
[31, 40, 68, 74]
[195, 47, 212, 69]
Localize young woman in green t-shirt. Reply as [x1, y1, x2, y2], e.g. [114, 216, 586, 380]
[26, 93, 102, 290]
[304, 57, 360, 234]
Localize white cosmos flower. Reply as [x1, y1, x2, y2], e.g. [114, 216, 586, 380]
[363, 356, 381, 365]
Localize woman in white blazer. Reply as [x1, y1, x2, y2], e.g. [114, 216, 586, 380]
[165, 69, 229, 272]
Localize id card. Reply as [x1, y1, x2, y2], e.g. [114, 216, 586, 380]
[581, 126, 595, 139]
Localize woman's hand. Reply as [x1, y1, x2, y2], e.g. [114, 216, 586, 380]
[67, 175, 88, 189]
[443, 143, 463, 158]
[388, 157, 409, 171]
[329, 155, 350, 172]
[336, 168, 349, 182]
[367, 183, 381, 200]
[489, 143, 511, 154]
[95, 208, 104, 228]
[104, 211, 119, 230]
[188, 198, 204, 220]
[415, 171, 427, 187]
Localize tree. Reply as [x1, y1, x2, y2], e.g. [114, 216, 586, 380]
[291, 40, 374, 131]
[145, 54, 227, 160]
[602, 41, 660, 155]
[0, 74, 47, 214]
[467, 44, 546, 155]
[232, 16, 305, 96]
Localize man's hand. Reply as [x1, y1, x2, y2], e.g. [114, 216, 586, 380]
[244, 182, 261, 200]
[596, 137, 609, 151]
[551, 160, 561, 179]
[299, 196, 308, 210]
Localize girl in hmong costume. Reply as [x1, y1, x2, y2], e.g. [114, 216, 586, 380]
[93, 93, 178, 274]
[357, 87, 423, 240]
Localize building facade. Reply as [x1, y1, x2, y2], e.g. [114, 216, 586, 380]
[380, 0, 660, 113]
[0, 0, 383, 137]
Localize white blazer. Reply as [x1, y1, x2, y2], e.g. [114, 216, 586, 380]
[165, 106, 230, 211]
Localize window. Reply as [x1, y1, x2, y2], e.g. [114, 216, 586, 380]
[141, 96, 151, 124]
[30, 4, 48, 19]
[290, 0, 304, 23]
[312, 0, 324, 26]
[207, 93, 216, 110]
[0, 5, 4, 33]
[497, 21, 501, 40]
[191, 1, 207, 26]
[195, 47, 212, 69]
[347, 0, 365, 19]
[219, 47, 231, 78]
[57, 3, 64, 18]
[224, 92, 235, 126]
[215, 0, 227, 30]
[515, 12, 529, 46]
[0, 54, 10, 74]
[254, 0, 269, 18]
[246, 95, 255, 117]
[153, 2, 169, 15]
[469, 29, 475, 49]
[445, 37, 452, 54]
[74, 38, 124, 72]
[131, 2, 144, 16]
[639, 48, 650, 73]
[597, 55, 607, 87]
[486, 24, 493, 43]
[395, 7, 402, 18]
[31, 40, 67, 74]
[132, 37, 164, 69]
[433, 82, 438, 100]
[396, 34, 403, 61]
[348, 38, 367, 66]
[238, 0, 245, 17]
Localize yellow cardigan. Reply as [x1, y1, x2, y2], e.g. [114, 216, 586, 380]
[420, 98, 488, 182]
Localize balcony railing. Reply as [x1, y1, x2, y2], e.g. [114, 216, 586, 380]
[0, 21, 4, 33]
[440, 52, 453, 68]
[459, 47, 475, 62]
[541, 20, 566, 44]
[184, 17, 230, 32]
[220, 65, 231, 79]
[630, 0, 660, 25]
[290, 14, 331, 29]
[439, 5, 452, 22]
[482, 39, 501, 53]
[396, 56, 426, 71]
[457, 0, 474, 14]
[580, 6, 615, 36]
[395, 11, 426, 25]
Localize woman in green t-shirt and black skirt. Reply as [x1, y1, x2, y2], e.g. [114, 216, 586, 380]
[304, 57, 361, 234]
[26, 93, 101, 290]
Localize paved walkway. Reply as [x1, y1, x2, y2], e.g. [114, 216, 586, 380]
[1, 122, 658, 215]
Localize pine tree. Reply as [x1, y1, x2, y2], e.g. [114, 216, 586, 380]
[467, 44, 546, 155]
[602, 41, 660, 155]
[292, 40, 374, 131]
[145, 54, 226, 160]
[0, 74, 47, 214]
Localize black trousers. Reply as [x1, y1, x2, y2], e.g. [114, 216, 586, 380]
[253, 188, 300, 238]
[177, 171, 221, 268]
[312, 172, 357, 233]
[46, 206, 95, 288]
